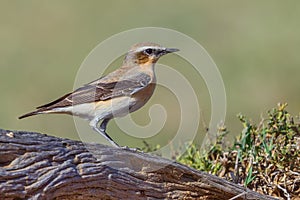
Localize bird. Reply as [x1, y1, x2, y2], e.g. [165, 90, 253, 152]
[19, 42, 179, 148]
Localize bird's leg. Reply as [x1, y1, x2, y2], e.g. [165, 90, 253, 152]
[90, 118, 120, 148]
[101, 119, 140, 151]
[90, 118, 140, 151]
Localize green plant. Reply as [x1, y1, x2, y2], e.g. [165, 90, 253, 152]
[177, 103, 300, 199]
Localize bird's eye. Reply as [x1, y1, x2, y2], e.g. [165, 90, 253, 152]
[144, 48, 153, 55]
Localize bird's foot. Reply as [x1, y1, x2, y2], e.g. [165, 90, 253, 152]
[120, 146, 143, 152]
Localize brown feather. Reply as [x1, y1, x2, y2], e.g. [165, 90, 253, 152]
[19, 73, 152, 119]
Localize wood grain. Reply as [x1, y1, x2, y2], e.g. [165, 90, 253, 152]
[0, 129, 277, 200]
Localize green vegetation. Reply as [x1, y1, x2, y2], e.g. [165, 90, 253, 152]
[176, 103, 299, 199]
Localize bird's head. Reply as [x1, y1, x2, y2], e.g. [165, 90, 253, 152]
[124, 42, 179, 66]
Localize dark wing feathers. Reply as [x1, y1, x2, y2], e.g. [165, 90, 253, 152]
[36, 73, 152, 110]
[36, 93, 71, 109]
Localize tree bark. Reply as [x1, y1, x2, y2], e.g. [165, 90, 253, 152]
[0, 129, 276, 200]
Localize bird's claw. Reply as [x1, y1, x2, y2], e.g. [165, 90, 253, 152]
[120, 146, 143, 152]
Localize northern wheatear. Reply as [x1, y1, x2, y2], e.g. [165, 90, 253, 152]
[19, 42, 179, 148]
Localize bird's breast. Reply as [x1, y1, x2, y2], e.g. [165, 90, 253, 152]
[129, 82, 156, 113]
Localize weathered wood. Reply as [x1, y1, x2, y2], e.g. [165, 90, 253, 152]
[0, 129, 277, 200]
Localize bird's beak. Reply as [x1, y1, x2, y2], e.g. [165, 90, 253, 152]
[165, 48, 180, 53]
[157, 47, 179, 57]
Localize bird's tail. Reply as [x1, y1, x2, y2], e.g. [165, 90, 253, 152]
[18, 110, 43, 119]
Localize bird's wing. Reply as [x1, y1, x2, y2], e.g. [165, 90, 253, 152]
[36, 73, 152, 110]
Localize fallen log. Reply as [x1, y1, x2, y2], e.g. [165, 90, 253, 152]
[0, 129, 277, 200]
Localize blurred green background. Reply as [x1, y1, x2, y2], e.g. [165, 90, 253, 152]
[1, 1, 299, 148]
